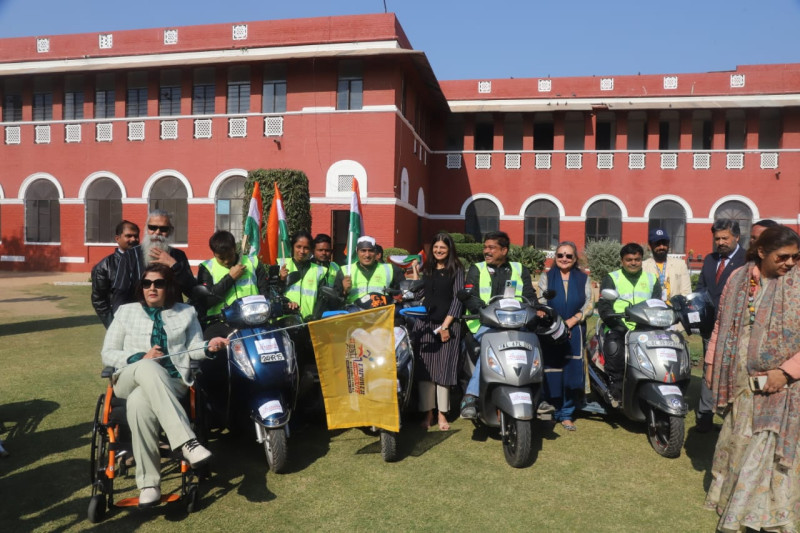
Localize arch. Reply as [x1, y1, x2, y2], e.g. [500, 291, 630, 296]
[465, 198, 500, 242]
[643, 194, 693, 219]
[142, 169, 194, 199]
[458, 193, 505, 217]
[707, 195, 759, 221]
[524, 198, 560, 249]
[579, 194, 628, 219]
[148, 175, 190, 244]
[518, 194, 566, 218]
[78, 171, 127, 200]
[400, 167, 409, 204]
[0, 183, 4, 199]
[325, 160, 368, 198]
[585, 198, 623, 243]
[85, 177, 123, 243]
[214, 173, 247, 236]
[18, 172, 64, 200]
[208, 168, 248, 199]
[416, 188, 425, 216]
[647, 199, 687, 253]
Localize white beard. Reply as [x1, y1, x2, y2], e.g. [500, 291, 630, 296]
[140, 233, 171, 265]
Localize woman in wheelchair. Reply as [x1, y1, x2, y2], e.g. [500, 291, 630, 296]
[101, 264, 228, 507]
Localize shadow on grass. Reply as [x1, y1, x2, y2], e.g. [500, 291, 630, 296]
[0, 314, 99, 336]
[0, 295, 66, 304]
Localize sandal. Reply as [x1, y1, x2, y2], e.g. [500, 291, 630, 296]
[561, 420, 577, 431]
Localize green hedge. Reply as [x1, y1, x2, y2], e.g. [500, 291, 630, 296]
[453, 243, 546, 274]
[584, 239, 622, 282]
[383, 247, 409, 258]
[245, 169, 312, 237]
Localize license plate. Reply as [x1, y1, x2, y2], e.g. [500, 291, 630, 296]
[260, 352, 285, 363]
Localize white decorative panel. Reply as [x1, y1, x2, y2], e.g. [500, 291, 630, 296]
[99, 33, 113, 49]
[693, 153, 711, 169]
[35, 125, 50, 144]
[597, 153, 614, 169]
[628, 153, 645, 169]
[760, 152, 778, 169]
[600, 78, 614, 91]
[565, 153, 582, 169]
[264, 116, 284, 137]
[128, 121, 145, 141]
[164, 29, 178, 45]
[535, 153, 551, 169]
[660, 153, 677, 169]
[36, 38, 50, 53]
[160, 120, 178, 140]
[232, 24, 248, 41]
[65, 124, 81, 143]
[538, 79, 551, 92]
[663, 76, 678, 90]
[730, 74, 745, 88]
[5, 126, 20, 145]
[446, 153, 462, 169]
[726, 153, 744, 170]
[478, 81, 492, 94]
[475, 153, 491, 169]
[337, 175, 354, 192]
[228, 117, 247, 138]
[194, 118, 212, 139]
[96, 123, 113, 142]
[504, 153, 521, 169]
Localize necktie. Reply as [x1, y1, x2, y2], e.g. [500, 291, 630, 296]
[715, 256, 727, 284]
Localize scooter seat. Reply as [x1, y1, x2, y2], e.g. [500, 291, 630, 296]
[321, 310, 349, 318]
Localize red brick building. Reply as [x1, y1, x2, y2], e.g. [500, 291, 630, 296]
[0, 13, 797, 271]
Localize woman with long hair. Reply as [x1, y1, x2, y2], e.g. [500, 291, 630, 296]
[704, 225, 800, 531]
[280, 230, 327, 320]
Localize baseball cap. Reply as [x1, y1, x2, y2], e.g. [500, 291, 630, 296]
[648, 228, 670, 243]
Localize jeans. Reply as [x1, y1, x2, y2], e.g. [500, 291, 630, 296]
[465, 326, 489, 397]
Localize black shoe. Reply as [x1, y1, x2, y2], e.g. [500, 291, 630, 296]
[460, 395, 478, 420]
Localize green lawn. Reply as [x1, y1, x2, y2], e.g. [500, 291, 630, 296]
[0, 282, 721, 532]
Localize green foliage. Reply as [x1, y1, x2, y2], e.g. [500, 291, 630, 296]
[691, 273, 700, 291]
[245, 169, 312, 237]
[508, 245, 547, 275]
[584, 239, 622, 282]
[383, 247, 409, 258]
[454, 243, 484, 266]
[448, 232, 475, 244]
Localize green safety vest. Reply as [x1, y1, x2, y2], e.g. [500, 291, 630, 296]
[322, 261, 341, 287]
[466, 262, 524, 334]
[285, 260, 327, 319]
[201, 255, 260, 316]
[607, 269, 658, 331]
[346, 263, 394, 304]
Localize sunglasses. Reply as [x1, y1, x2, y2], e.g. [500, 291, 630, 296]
[775, 252, 800, 263]
[141, 278, 167, 289]
[147, 224, 171, 233]
[556, 253, 574, 260]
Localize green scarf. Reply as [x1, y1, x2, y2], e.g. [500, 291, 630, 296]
[142, 305, 180, 379]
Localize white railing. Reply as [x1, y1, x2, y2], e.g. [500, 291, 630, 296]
[264, 116, 283, 137]
[535, 153, 551, 169]
[34, 124, 50, 144]
[693, 153, 710, 170]
[127, 121, 145, 141]
[505, 153, 521, 169]
[760, 152, 778, 169]
[5, 125, 20, 145]
[65, 124, 81, 143]
[446, 153, 462, 169]
[726, 153, 744, 169]
[660, 153, 678, 170]
[597, 153, 613, 169]
[228, 117, 247, 138]
[566, 153, 582, 169]
[475, 153, 492, 169]
[160, 120, 178, 140]
[194, 118, 212, 139]
[628, 153, 645, 169]
[96, 123, 113, 142]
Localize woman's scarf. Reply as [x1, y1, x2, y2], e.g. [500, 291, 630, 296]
[142, 305, 180, 379]
[711, 262, 800, 466]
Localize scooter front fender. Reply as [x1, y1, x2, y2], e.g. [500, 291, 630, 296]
[488, 385, 535, 421]
[636, 381, 688, 417]
[249, 393, 291, 428]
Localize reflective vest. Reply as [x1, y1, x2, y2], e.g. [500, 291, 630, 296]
[285, 260, 327, 319]
[201, 255, 260, 316]
[346, 263, 394, 304]
[321, 261, 341, 287]
[466, 261, 524, 334]
[608, 269, 657, 331]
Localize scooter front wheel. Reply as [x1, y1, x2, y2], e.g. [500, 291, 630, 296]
[380, 430, 399, 462]
[264, 428, 289, 473]
[502, 417, 533, 468]
[647, 408, 684, 458]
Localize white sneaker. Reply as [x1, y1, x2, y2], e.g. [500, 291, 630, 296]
[181, 439, 211, 468]
[138, 486, 161, 508]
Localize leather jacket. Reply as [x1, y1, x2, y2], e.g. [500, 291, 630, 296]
[91, 250, 122, 328]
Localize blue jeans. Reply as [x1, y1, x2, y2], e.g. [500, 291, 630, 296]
[465, 326, 489, 397]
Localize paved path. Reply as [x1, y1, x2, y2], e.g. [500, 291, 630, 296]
[0, 272, 92, 318]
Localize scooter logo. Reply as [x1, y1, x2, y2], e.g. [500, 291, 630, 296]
[345, 337, 373, 395]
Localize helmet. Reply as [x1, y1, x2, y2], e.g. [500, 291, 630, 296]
[673, 291, 715, 338]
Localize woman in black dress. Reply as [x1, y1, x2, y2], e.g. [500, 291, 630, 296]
[413, 233, 464, 430]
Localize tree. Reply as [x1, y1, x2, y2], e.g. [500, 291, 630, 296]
[244, 169, 312, 238]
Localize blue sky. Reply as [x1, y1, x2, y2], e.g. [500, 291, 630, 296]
[0, 0, 798, 81]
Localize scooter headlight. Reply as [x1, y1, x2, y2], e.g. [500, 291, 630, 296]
[394, 327, 412, 369]
[495, 309, 527, 328]
[240, 296, 271, 326]
[282, 333, 296, 373]
[678, 344, 689, 375]
[643, 308, 675, 328]
[231, 340, 256, 380]
[485, 346, 505, 377]
[634, 344, 655, 378]
[529, 346, 541, 378]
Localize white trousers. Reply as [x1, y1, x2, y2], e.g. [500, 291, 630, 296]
[418, 381, 450, 413]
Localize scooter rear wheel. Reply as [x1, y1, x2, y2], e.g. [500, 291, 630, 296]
[647, 409, 684, 458]
[502, 417, 533, 468]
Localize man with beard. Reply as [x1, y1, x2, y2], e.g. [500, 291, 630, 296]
[111, 210, 196, 313]
[91, 220, 140, 328]
[694, 218, 746, 432]
[642, 228, 691, 302]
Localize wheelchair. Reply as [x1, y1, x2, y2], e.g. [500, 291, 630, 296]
[88, 364, 208, 523]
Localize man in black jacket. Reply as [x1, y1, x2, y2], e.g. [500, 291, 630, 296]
[91, 220, 140, 327]
[111, 210, 196, 313]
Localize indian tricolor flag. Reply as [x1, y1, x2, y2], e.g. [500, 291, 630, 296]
[265, 182, 291, 266]
[345, 179, 364, 270]
[243, 182, 263, 258]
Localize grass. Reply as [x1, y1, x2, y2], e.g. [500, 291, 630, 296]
[0, 282, 721, 532]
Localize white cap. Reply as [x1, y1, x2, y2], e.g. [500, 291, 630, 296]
[356, 236, 376, 250]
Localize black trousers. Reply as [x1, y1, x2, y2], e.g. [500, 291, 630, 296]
[603, 330, 627, 395]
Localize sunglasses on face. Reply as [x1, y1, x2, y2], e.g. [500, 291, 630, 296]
[141, 278, 167, 289]
[775, 252, 800, 263]
[556, 253, 574, 260]
[147, 224, 171, 233]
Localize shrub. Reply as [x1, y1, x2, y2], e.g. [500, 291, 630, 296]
[691, 273, 700, 291]
[508, 245, 547, 275]
[455, 243, 484, 266]
[584, 239, 622, 282]
[449, 232, 466, 244]
[245, 169, 311, 237]
[383, 247, 409, 259]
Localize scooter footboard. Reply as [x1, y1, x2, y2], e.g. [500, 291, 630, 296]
[489, 386, 535, 421]
[636, 382, 688, 417]
[250, 393, 291, 428]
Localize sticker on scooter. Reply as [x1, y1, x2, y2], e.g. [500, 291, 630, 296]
[638, 334, 648, 343]
[255, 338, 280, 354]
[260, 352, 285, 363]
[687, 311, 700, 324]
[509, 392, 532, 405]
[505, 350, 527, 365]
[499, 341, 533, 351]
[258, 400, 283, 419]
[242, 295, 267, 304]
[656, 348, 677, 362]
[658, 385, 682, 396]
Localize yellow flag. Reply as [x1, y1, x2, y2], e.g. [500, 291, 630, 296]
[308, 306, 399, 432]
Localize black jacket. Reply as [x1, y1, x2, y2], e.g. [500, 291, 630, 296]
[111, 245, 196, 313]
[696, 245, 745, 311]
[90, 250, 122, 328]
[196, 256, 271, 318]
[463, 261, 537, 313]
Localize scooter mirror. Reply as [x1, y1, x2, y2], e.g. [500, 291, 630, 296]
[192, 284, 224, 305]
[600, 288, 620, 301]
[319, 285, 343, 303]
[542, 289, 556, 300]
[285, 271, 302, 287]
[456, 288, 473, 302]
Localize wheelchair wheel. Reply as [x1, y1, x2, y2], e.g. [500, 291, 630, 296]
[185, 485, 199, 514]
[87, 493, 107, 523]
[89, 394, 106, 485]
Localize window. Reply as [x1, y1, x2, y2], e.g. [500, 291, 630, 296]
[533, 113, 554, 151]
[149, 177, 188, 244]
[192, 68, 215, 115]
[262, 64, 287, 113]
[524, 200, 559, 249]
[725, 110, 746, 150]
[595, 112, 616, 150]
[474, 113, 494, 151]
[691, 110, 713, 150]
[564, 112, 585, 150]
[627, 111, 647, 150]
[585, 200, 622, 243]
[159, 70, 181, 116]
[759, 109, 782, 149]
[445, 115, 465, 151]
[95, 73, 115, 119]
[64, 76, 84, 120]
[227, 66, 250, 114]
[25, 179, 60, 243]
[215, 175, 246, 238]
[336, 60, 363, 111]
[85, 178, 122, 243]
[126, 72, 148, 118]
[465, 199, 499, 242]
[3, 78, 22, 122]
[659, 111, 680, 150]
[32, 78, 53, 121]
[648, 201, 686, 253]
[714, 200, 752, 240]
